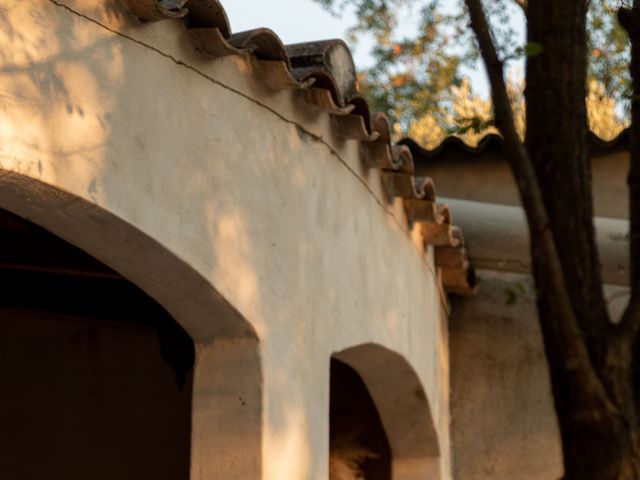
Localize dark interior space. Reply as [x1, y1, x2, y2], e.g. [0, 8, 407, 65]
[330, 358, 391, 479]
[0, 208, 194, 480]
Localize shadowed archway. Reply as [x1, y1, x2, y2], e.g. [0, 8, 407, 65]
[0, 207, 195, 479]
[330, 357, 392, 479]
[0, 171, 263, 480]
[333, 343, 441, 480]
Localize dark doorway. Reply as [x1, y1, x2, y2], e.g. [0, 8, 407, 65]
[330, 358, 391, 479]
[0, 208, 194, 480]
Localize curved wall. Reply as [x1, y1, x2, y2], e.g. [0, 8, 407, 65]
[0, 1, 450, 478]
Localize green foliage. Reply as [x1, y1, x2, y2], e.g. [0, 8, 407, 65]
[587, 0, 630, 114]
[316, 0, 477, 129]
[503, 282, 526, 306]
[314, 0, 630, 138]
[503, 287, 518, 305]
[523, 41, 543, 57]
[452, 115, 495, 136]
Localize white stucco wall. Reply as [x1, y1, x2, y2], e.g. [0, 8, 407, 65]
[449, 270, 564, 480]
[0, 1, 450, 478]
[440, 197, 629, 479]
[449, 269, 629, 480]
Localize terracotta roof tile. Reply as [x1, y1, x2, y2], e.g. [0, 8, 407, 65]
[123, 0, 476, 295]
[400, 128, 630, 162]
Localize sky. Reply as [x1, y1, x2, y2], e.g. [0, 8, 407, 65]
[222, 1, 367, 63]
[222, 0, 527, 98]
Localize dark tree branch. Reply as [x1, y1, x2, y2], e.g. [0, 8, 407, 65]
[466, 0, 640, 475]
[465, 0, 640, 475]
[618, 5, 640, 342]
[463, 0, 608, 405]
[527, 0, 611, 353]
[617, 5, 640, 434]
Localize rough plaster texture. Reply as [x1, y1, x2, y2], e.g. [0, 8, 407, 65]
[449, 271, 629, 479]
[417, 150, 629, 219]
[0, 2, 450, 478]
[444, 199, 630, 479]
[449, 270, 564, 480]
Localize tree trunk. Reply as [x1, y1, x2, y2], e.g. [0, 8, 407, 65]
[619, 4, 640, 476]
[526, 0, 609, 354]
[466, 0, 640, 477]
[526, 1, 640, 478]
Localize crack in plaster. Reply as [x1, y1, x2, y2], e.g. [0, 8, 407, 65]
[47, 0, 442, 291]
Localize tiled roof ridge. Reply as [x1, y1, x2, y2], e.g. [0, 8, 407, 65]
[400, 128, 631, 159]
[123, 0, 476, 295]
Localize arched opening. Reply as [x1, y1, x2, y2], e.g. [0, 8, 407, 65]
[0, 171, 262, 479]
[333, 344, 442, 480]
[330, 358, 392, 479]
[0, 208, 194, 479]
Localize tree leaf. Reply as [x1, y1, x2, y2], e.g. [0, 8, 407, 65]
[524, 41, 544, 57]
[503, 287, 518, 305]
